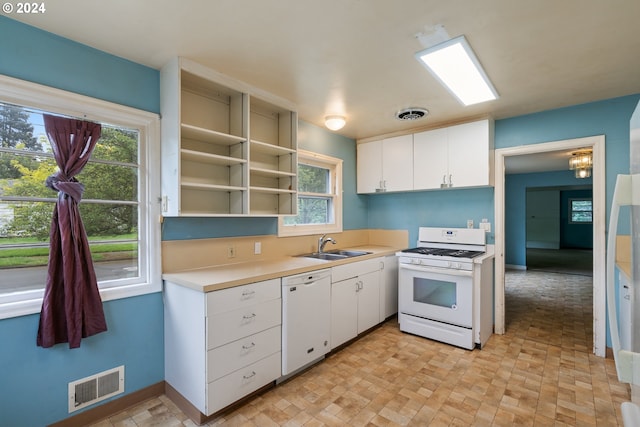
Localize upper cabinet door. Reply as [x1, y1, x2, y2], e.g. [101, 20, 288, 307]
[447, 120, 491, 188]
[413, 127, 448, 190]
[356, 139, 383, 193]
[382, 134, 413, 192]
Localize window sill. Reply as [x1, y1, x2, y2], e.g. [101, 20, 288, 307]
[0, 280, 162, 320]
[277, 223, 343, 237]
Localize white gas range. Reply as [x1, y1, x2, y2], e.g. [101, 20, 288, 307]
[396, 227, 494, 350]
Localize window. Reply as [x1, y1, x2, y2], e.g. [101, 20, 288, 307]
[0, 75, 161, 319]
[278, 150, 342, 236]
[569, 198, 593, 223]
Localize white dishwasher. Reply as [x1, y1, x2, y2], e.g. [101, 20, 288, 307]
[281, 268, 331, 376]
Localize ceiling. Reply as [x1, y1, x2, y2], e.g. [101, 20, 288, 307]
[10, 1, 640, 173]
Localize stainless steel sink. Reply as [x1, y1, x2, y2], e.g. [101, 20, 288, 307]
[300, 252, 348, 260]
[298, 249, 371, 260]
[325, 249, 371, 257]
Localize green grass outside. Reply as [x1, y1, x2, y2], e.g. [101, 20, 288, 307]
[0, 235, 137, 268]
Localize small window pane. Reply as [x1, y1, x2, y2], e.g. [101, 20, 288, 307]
[0, 201, 52, 240]
[0, 201, 139, 293]
[91, 126, 138, 164]
[570, 199, 592, 223]
[80, 163, 138, 201]
[298, 164, 329, 193]
[283, 197, 330, 225]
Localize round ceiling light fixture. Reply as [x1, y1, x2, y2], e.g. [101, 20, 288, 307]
[325, 115, 346, 131]
[395, 107, 429, 121]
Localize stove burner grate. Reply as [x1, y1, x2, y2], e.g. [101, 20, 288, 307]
[402, 247, 484, 259]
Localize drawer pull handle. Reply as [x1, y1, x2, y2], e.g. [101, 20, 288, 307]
[242, 313, 257, 320]
[242, 342, 256, 350]
[243, 371, 256, 380]
[241, 290, 256, 298]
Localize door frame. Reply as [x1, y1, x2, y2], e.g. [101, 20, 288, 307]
[494, 135, 606, 356]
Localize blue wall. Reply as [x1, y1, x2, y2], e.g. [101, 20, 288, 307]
[0, 17, 163, 427]
[368, 187, 495, 246]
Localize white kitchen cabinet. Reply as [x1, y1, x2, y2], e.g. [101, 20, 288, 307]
[161, 57, 297, 216]
[379, 255, 398, 321]
[356, 134, 413, 193]
[356, 140, 382, 193]
[413, 127, 448, 189]
[330, 277, 359, 348]
[413, 119, 494, 190]
[164, 278, 282, 418]
[357, 270, 381, 333]
[330, 258, 381, 348]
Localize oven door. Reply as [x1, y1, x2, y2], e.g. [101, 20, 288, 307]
[398, 264, 473, 327]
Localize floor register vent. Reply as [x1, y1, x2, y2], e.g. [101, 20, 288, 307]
[68, 365, 124, 413]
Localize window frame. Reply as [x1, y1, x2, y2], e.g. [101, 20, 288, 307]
[569, 197, 593, 224]
[0, 74, 161, 320]
[278, 149, 343, 237]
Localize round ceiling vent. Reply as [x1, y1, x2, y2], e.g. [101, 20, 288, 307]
[395, 107, 429, 121]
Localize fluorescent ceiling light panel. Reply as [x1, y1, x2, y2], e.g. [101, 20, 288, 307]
[415, 36, 498, 106]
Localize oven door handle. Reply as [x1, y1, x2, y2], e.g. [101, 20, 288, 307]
[400, 264, 473, 277]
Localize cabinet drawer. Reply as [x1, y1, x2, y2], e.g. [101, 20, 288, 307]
[207, 326, 281, 382]
[331, 257, 382, 283]
[207, 298, 281, 349]
[206, 351, 281, 415]
[207, 278, 280, 315]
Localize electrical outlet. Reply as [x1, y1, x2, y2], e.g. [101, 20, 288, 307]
[467, 219, 474, 229]
[254, 242, 261, 255]
[227, 246, 236, 258]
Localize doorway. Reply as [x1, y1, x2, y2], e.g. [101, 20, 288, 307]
[494, 135, 606, 356]
[525, 186, 593, 276]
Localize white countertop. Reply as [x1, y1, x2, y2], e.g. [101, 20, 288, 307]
[162, 245, 401, 292]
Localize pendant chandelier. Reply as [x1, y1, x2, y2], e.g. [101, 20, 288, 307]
[569, 151, 593, 178]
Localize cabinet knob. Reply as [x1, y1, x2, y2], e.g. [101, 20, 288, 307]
[243, 371, 257, 380]
[242, 313, 257, 321]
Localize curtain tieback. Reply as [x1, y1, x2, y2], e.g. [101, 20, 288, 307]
[46, 174, 85, 202]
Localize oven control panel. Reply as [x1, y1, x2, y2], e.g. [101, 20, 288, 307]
[397, 256, 473, 271]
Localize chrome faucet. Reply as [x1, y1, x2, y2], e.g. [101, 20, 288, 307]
[318, 234, 337, 253]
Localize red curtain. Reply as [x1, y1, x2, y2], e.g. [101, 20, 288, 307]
[37, 114, 107, 349]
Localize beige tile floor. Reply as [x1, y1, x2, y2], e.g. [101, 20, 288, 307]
[89, 271, 629, 426]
